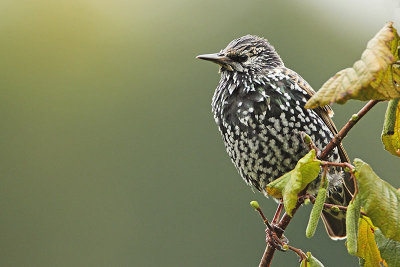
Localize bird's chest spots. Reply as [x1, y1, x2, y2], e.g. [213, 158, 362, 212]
[216, 96, 335, 183]
[219, 109, 305, 176]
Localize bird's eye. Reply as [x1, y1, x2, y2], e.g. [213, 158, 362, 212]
[228, 54, 248, 63]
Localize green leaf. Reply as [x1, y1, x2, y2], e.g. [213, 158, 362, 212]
[354, 159, 400, 242]
[346, 194, 362, 255]
[300, 252, 324, 267]
[266, 150, 321, 216]
[305, 22, 400, 109]
[306, 179, 328, 238]
[381, 98, 400, 157]
[375, 228, 400, 267]
[356, 216, 386, 267]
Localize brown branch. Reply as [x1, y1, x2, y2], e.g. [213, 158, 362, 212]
[254, 206, 274, 232]
[319, 100, 381, 161]
[259, 200, 304, 267]
[272, 202, 284, 224]
[259, 245, 272, 267]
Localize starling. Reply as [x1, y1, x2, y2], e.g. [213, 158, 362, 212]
[197, 35, 352, 239]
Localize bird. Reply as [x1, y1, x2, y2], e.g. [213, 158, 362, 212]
[197, 35, 352, 239]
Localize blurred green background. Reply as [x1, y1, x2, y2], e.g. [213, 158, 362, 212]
[1, 0, 399, 266]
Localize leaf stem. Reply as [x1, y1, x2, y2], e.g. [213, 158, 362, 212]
[320, 161, 354, 170]
[286, 245, 307, 262]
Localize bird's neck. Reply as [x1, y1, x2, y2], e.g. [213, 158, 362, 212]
[211, 70, 261, 116]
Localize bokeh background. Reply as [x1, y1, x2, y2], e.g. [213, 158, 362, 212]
[1, 0, 400, 266]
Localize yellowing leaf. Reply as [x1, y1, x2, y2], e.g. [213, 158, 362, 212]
[266, 171, 290, 199]
[306, 22, 400, 109]
[381, 98, 400, 157]
[375, 229, 400, 267]
[356, 217, 386, 267]
[354, 159, 400, 242]
[266, 150, 321, 216]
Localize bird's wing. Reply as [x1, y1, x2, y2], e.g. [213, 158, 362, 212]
[281, 68, 350, 163]
[281, 68, 353, 240]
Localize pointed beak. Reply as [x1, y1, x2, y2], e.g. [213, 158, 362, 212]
[196, 53, 234, 71]
[196, 53, 229, 64]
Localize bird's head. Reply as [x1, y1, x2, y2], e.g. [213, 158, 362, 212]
[197, 35, 283, 73]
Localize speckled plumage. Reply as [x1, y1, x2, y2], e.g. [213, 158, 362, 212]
[212, 67, 342, 194]
[198, 35, 351, 239]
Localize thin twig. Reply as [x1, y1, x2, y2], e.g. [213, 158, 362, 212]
[287, 245, 307, 262]
[255, 207, 274, 232]
[301, 132, 320, 155]
[319, 100, 380, 161]
[306, 194, 367, 216]
[320, 161, 354, 170]
[349, 172, 358, 198]
[272, 202, 284, 224]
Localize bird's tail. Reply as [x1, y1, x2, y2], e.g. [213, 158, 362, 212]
[321, 143, 354, 240]
[321, 189, 349, 240]
[321, 144, 354, 240]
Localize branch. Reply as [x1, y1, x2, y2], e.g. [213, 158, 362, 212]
[259, 200, 304, 267]
[253, 204, 275, 232]
[319, 100, 381, 160]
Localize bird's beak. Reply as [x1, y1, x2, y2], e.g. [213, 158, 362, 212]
[196, 53, 234, 71]
[196, 53, 229, 64]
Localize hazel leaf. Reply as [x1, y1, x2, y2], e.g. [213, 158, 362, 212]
[266, 150, 321, 216]
[305, 22, 400, 109]
[375, 228, 400, 267]
[354, 158, 400, 242]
